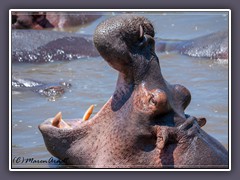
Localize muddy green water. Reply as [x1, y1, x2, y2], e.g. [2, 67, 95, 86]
[11, 12, 229, 168]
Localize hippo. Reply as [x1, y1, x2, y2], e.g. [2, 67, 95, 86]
[38, 15, 228, 168]
[12, 30, 99, 63]
[46, 12, 101, 31]
[155, 30, 228, 60]
[12, 12, 54, 29]
[12, 12, 101, 30]
[12, 77, 71, 100]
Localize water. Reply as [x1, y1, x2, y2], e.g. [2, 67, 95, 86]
[11, 11, 229, 168]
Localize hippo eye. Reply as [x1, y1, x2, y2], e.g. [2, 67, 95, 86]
[149, 94, 157, 106]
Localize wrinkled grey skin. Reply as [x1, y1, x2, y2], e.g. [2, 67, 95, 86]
[39, 15, 228, 168]
[156, 30, 228, 59]
[12, 77, 71, 99]
[12, 30, 99, 63]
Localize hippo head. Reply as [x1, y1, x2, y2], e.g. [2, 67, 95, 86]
[93, 15, 191, 122]
[39, 15, 227, 168]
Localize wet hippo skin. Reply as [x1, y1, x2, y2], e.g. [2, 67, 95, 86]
[39, 15, 228, 168]
[156, 30, 228, 60]
[12, 30, 99, 63]
[46, 12, 101, 30]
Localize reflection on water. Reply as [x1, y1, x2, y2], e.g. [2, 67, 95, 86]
[11, 12, 229, 168]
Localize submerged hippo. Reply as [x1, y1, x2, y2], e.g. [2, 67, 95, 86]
[39, 15, 228, 168]
[12, 77, 71, 100]
[156, 30, 228, 60]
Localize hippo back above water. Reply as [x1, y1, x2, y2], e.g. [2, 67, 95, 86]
[156, 30, 228, 60]
[39, 15, 228, 168]
[12, 30, 99, 63]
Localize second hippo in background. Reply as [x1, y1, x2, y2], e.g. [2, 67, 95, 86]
[12, 11, 101, 30]
[156, 30, 228, 60]
[46, 12, 102, 31]
[12, 12, 54, 29]
[12, 30, 99, 63]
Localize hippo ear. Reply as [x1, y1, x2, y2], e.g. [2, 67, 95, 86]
[196, 117, 207, 127]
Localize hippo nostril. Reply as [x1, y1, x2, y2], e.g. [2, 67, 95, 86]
[138, 35, 147, 47]
[138, 34, 155, 50]
[139, 25, 144, 40]
[138, 25, 154, 48]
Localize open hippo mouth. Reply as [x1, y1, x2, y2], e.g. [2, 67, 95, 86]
[39, 15, 228, 168]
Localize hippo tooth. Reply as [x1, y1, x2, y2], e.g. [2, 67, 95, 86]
[52, 112, 62, 128]
[83, 105, 94, 121]
[60, 119, 72, 129]
[51, 112, 71, 129]
[139, 25, 144, 39]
